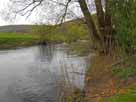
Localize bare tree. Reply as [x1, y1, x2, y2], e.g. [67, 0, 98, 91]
[7, 0, 113, 54]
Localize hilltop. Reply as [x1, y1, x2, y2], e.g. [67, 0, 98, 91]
[0, 25, 33, 33]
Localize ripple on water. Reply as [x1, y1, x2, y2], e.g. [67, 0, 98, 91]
[0, 45, 89, 102]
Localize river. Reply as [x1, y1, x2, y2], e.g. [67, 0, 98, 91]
[0, 44, 89, 102]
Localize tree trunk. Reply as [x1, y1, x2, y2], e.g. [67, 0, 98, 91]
[94, 0, 105, 35]
[79, 0, 113, 54]
[95, 0, 113, 54]
[104, 0, 113, 54]
[79, 0, 102, 44]
[105, 0, 112, 36]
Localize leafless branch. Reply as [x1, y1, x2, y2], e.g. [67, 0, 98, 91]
[7, 0, 82, 24]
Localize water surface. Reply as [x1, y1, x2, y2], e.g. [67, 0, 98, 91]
[0, 44, 89, 102]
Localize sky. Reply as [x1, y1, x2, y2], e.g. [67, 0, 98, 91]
[0, 0, 39, 26]
[0, 0, 95, 26]
[0, 0, 85, 26]
[0, 0, 9, 25]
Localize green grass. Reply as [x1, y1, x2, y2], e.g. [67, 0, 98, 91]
[112, 55, 136, 80]
[0, 19, 90, 49]
[0, 32, 38, 49]
[112, 65, 136, 80]
[32, 20, 90, 43]
[103, 56, 136, 102]
[102, 87, 136, 102]
[69, 40, 91, 56]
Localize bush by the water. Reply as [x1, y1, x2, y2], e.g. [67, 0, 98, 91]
[32, 20, 90, 43]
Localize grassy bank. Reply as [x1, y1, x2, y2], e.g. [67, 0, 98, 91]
[84, 52, 136, 102]
[0, 19, 90, 49]
[101, 55, 136, 102]
[32, 20, 90, 43]
[102, 87, 136, 102]
[0, 32, 39, 49]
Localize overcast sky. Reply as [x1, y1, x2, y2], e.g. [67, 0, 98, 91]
[0, 0, 95, 26]
[0, 0, 86, 26]
[0, 0, 40, 26]
[0, 0, 9, 25]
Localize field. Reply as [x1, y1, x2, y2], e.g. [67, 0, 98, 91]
[0, 32, 38, 49]
[0, 19, 90, 49]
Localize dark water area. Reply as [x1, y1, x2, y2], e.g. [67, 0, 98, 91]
[0, 44, 89, 102]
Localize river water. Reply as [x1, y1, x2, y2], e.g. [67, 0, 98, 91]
[0, 44, 89, 102]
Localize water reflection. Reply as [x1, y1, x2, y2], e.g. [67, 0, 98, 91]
[37, 45, 55, 62]
[0, 44, 89, 102]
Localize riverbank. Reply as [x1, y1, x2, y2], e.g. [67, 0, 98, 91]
[1, 24, 136, 102]
[0, 32, 39, 49]
[85, 53, 136, 102]
[0, 32, 91, 52]
[0, 19, 90, 49]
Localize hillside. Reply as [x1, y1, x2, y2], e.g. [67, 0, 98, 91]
[0, 25, 33, 33]
[0, 18, 87, 33]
